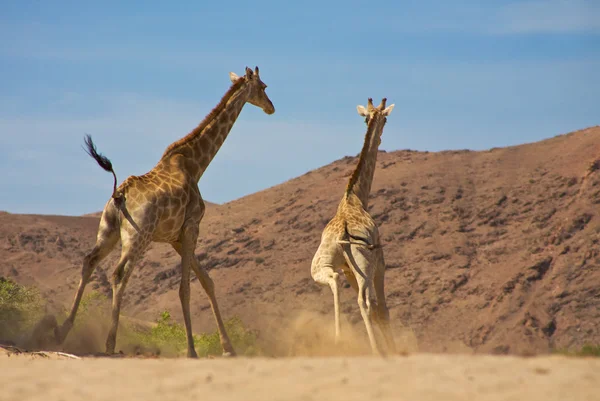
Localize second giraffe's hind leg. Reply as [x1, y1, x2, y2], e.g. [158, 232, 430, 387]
[373, 251, 396, 354]
[313, 267, 341, 342]
[55, 215, 119, 344]
[342, 265, 393, 353]
[342, 245, 381, 356]
[311, 246, 342, 343]
[342, 267, 359, 292]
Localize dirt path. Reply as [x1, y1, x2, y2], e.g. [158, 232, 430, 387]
[1, 352, 598, 401]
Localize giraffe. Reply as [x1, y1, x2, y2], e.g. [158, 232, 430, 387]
[54, 66, 275, 358]
[311, 98, 396, 355]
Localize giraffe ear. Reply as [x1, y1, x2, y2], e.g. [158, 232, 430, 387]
[356, 105, 369, 117]
[382, 104, 395, 116]
[229, 72, 240, 83]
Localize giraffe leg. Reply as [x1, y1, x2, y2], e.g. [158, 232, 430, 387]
[330, 272, 341, 343]
[179, 254, 197, 358]
[311, 245, 343, 343]
[312, 266, 341, 342]
[345, 265, 389, 352]
[373, 251, 396, 354]
[55, 218, 119, 344]
[172, 242, 236, 357]
[174, 222, 200, 358]
[342, 245, 381, 356]
[342, 267, 359, 292]
[105, 241, 143, 355]
[191, 261, 236, 356]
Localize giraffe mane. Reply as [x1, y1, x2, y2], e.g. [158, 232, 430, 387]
[346, 115, 378, 195]
[161, 77, 247, 159]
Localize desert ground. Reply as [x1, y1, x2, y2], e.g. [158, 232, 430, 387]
[1, 127, 600, 400]
[1, 348, 599, 401]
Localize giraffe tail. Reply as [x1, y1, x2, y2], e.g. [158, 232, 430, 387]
[82, 134, 121, 200]
[343, 221, 379, 249]
[82, 135, 139, 232]
[344, 222, 366, 242]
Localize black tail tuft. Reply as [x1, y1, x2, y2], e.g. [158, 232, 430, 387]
[83, 134, 120, 198]
[83, 134, 114, 173]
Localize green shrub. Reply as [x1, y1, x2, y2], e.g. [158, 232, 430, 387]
[0, 278, 259, 358]
[0, 277, 44, 341]
[79, 290, 106, 315]
[132, 310, 190, 356]
[123, 311, 259, 357]
[554, 344, 600, 357]
[195, 316, 258, 357]
[578, 345, 600, 357]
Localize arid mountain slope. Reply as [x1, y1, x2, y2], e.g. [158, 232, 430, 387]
[1, 126, 599, 355]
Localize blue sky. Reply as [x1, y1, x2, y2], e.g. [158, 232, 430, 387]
[0, 0, 598, 215]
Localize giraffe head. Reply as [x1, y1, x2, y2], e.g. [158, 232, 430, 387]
[229, 66, 275, 115]
[355, 98, 394, 146]
[356, 97, 394, 125]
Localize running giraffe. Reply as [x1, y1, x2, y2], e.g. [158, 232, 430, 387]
[311, 98, 396, 355]
[55, 66, 275, 357]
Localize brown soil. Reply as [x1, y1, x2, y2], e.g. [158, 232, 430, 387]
[0, 350, 598, 401]
[1, 126, 600, 356]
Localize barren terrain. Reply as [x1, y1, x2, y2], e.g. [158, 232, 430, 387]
[1, 126, 600, 357]
[1, 348, 599, 401]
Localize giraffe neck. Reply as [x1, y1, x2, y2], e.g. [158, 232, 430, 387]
[346, 119, 384, 208]
[160, 79, 251, 182]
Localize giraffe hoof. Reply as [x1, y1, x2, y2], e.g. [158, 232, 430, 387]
[90, 351, 123, 358]
[25, 314, 59, 349]
[222, 350, 237, 358]
[53, 319, 71, 345]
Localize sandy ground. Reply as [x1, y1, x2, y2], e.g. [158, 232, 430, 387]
[1, 351, 598, 401]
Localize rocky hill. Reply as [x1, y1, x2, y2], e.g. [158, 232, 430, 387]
[1, 126, 599, 355]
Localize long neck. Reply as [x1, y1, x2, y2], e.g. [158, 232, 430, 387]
[160, 79, 250, 182]
[346, 118, 384, 208]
